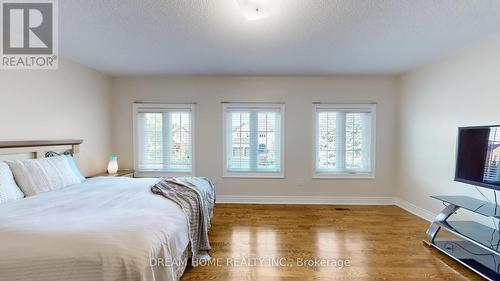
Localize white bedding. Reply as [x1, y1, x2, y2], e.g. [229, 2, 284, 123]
[0, 177, 190, 281]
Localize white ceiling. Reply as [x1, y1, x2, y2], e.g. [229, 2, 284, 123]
[60, 0, 500, 76]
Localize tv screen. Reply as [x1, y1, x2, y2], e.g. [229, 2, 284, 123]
[455, 125, 500, 190]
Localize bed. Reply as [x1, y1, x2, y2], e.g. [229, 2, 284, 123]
[0, 140, 212, 281]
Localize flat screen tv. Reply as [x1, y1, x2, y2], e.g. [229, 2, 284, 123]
[455, 125, 500, 190]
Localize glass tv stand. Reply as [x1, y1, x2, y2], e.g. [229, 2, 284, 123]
[425, 195, 500, 280]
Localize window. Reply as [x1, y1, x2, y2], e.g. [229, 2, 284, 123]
[133, 103, 194, 175]
[223, 103, 284, 178]
[313, 104, 375, 178]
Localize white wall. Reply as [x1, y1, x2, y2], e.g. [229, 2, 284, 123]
[0, 59, 112, 176]
[397, 36, 500, 216]
[111, 76, 398, 199]
[2, 36, 498, 210]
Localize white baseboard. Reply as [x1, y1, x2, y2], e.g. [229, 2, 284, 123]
[394, 197, 435, 221]
[216, 195, 395, 205]
[216, 195, 436, 221]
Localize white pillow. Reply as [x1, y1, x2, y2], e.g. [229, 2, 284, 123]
[7, 156, 81, 196]
[0, 162, 24, 203]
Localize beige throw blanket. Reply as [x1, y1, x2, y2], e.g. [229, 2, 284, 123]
[151, 177, 215, 266]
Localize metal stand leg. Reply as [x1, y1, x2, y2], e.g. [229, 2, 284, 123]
[424, 204, 460, 245]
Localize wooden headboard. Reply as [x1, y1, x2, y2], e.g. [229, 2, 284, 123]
[0, 140, 82, 160]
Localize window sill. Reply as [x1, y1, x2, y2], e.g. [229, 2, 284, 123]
[223, 172, 284, 179]
[134, 171, 194, 178]
[312, 173, 375, 179]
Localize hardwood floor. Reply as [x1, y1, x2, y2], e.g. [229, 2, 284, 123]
[182, 204, 481, 281]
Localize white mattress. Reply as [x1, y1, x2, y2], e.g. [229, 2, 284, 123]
[0, 177, 190, 281]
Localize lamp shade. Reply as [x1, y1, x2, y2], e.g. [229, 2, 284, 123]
[107, 155, 118, 174]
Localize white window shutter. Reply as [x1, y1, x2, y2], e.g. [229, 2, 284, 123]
[135, 104, 193, 174]
[314, 104, 375, 177]
[224, 104, 284, 177]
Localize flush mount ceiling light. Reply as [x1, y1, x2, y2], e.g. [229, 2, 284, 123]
[235, 0, 280, 21]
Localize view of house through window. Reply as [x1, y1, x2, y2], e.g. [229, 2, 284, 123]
[135, 104, 193, 173]
[484, 127, 500, 182]
[224, 104, 284, 177]
[314, 104, 375, 177]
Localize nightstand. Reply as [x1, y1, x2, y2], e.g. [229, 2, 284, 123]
[90, 170, 135, 178]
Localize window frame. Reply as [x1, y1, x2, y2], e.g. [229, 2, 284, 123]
[133, 103, 195, 177]
[312, 103, 376, 179]
[222, 103, 285, 178]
